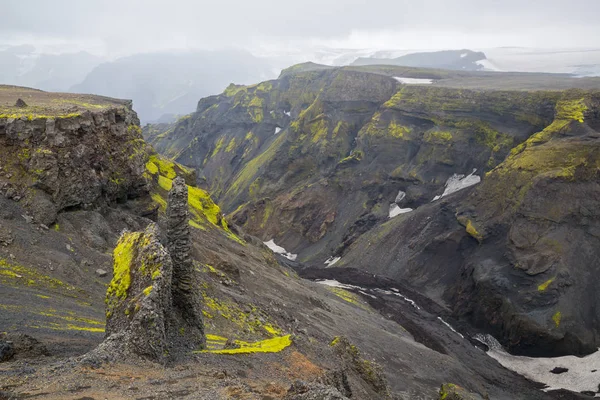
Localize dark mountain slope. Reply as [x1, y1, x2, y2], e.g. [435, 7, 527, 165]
[0, 85, 576, 399]
[352, 49, 487, 71]
[145, 66, 600, 357]
[322, 93, 600, 357]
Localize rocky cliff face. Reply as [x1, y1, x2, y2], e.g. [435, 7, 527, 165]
[0, 88, 148, 226]
[146, 66, 600, 357]
[146, 66, 583, 261]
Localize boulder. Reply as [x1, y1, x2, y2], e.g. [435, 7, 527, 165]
[95, 269, 108, 277]
[0, 341, 14, 362]
[14, 99, 27, 108]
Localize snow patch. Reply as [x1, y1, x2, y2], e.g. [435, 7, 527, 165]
[317, 279, 359, 290]
[432, 169, 481, 202]
[359, 290, 377, 299]
[274, 127, 281, 135]
[264, 239, 297, 261]
[394, 190, 406, 204]
[389, 204, 412, 218]
[437, 317, 464, 339]
[475, 334, 600, 395]
[393, 77, 433, 85]
[284, 111, 291, 117]
[324, 256, 341, 267]
[374, 288, 421, 310]
[460, 53, 468, 58]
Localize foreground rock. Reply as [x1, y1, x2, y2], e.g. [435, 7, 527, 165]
[86, 179, 206, 363]
[0, 88, 148, 226]
[86, 223, 174, 363]
[166, 177, 206, 350]
[0, 333, 49, 362]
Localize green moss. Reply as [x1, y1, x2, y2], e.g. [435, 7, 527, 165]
[425, 130, 453, 142]
[248, 96, 265, 123]
[439, 383, 459, 400]
[361, 113, 411, 139]
[143, 286, 153, 296]
[188, 185, 222, 227]
[552, 311, 562, 327]
[538, 277, 556, 292]
[388, 120, 410, 138]
[338, 150, 364, 165]
[202, 294, 282, 335]
[225, 137, 237, 153]
[0, 112, 81, 120]
[327, 287, 370, 311]
[146, 160, 159, 175]
[151, 192, 167, 210]
[106, 232, 142, 312]
[147, 154, 183, 179]
[465, 220, 483, 242]
[479, 130, 597, 216]
[256, 81, 273, 92]
[248, 178, 261, 200]
[211, 137, 225, 158]
[17, 148, 30, 162]
[126, 125, 142, 135]
[260, 201, 273, 228]
[227, 132, 286, 198]
[309, 116, 329, 143]
[556, 98, 587, 122]
[38, 310, 104, 327]
[158, 175, 173, 191]
[263, 323, 282, 336]
[0, 259, 79, 296]
[383, 90, 403, 108]
[224, 83, 247, 97]
[197, 335, 292, 355]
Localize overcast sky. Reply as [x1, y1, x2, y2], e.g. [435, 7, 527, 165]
[2, 0, 599, 56]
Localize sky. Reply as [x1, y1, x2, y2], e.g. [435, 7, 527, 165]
[2, 0, 600, 56]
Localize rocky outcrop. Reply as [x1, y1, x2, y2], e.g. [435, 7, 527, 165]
[166, 177, 206, 350]
[0, 333, 49, 362]
[90, 223, 174, 363]
[0, 96, 148, 226]
[87, 179, 206, 364]
[329, 336, 390, 398]
[438, 383, 483, 400]
[338, 93, 600, 356]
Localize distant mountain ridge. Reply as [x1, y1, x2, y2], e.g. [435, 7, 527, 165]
[70, 49, 277, 123]
[352, 49, 488, 71]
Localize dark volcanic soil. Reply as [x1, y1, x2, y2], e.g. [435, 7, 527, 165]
[296, 266, 595, 400]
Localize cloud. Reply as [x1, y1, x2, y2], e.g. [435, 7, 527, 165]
[2, 0, 599, 55]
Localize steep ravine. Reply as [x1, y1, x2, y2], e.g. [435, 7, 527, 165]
[3, 84, 578, 400]
[146, 65, 600, 360]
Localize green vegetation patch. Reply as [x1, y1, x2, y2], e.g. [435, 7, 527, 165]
[556, 98, 587, 122]
[0, 259, 81, 297]
[106, 231, 142, 313]
[197, 334, 292, 355]
[538, 277, 556, 292]
[552, 311, 562, 327]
